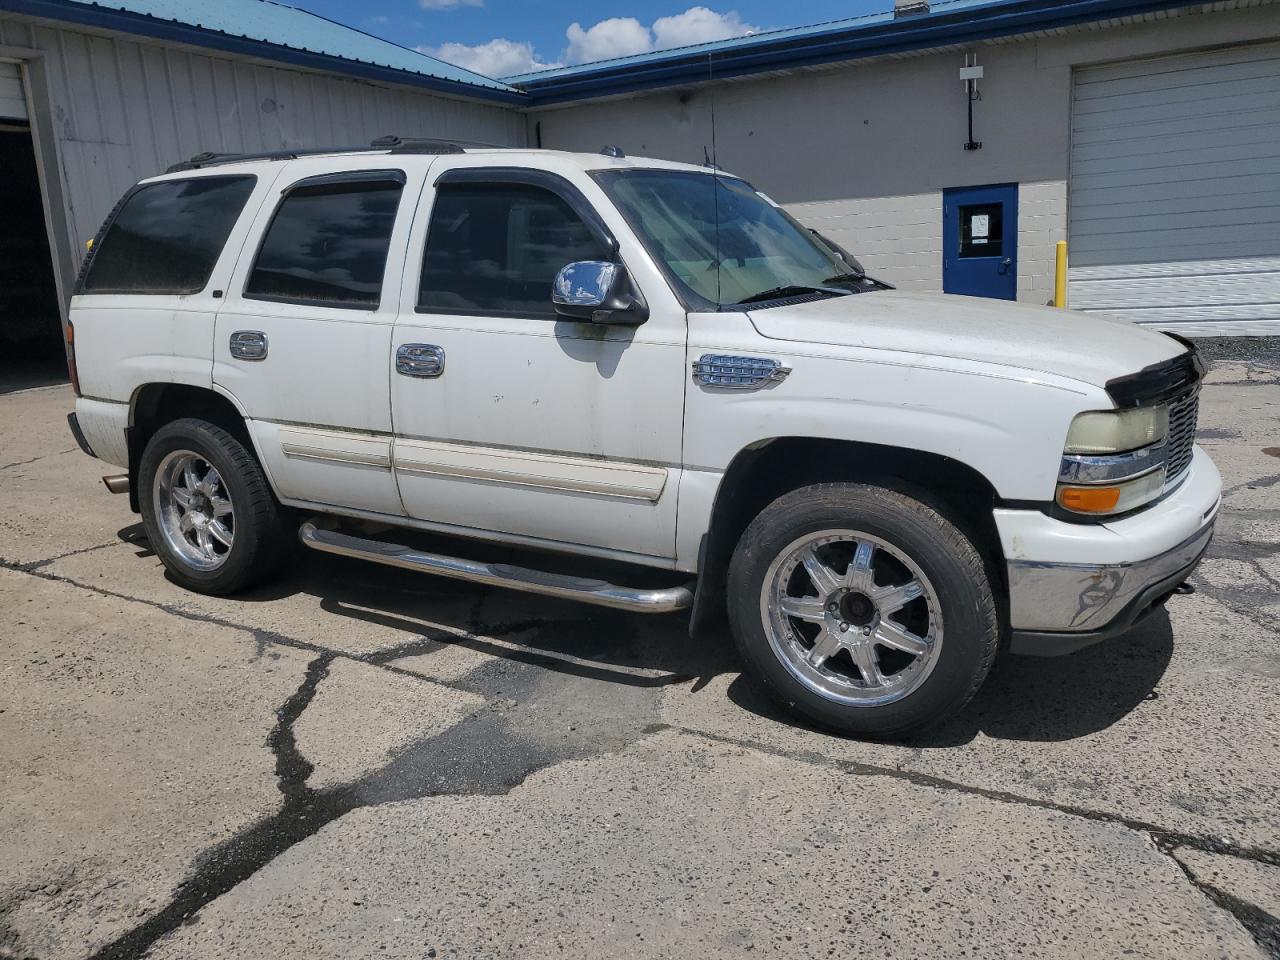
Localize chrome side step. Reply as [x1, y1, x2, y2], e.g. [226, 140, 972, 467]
[298, 521, 693, 614]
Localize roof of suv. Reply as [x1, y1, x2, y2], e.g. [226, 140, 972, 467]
[149, 143, 716, 184]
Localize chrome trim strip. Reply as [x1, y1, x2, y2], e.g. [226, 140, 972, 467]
[1058, 442, 1167, 485]
[299, 522, 693, 613]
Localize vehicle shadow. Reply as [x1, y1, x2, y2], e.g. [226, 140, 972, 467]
[162, 531, 740, 694]
[125, 521, 1171, 743]
[726, 610, 1175, 745]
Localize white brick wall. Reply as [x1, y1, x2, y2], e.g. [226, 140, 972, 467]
[1017, 181, 1068, 306]
[787, 192, 942, 292]
[787, 182, 1065, 304]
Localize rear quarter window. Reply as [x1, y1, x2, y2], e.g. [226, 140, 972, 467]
[80, 175, 256, 295]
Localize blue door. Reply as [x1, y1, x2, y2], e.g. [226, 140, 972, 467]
[943, 183, 1018, 300]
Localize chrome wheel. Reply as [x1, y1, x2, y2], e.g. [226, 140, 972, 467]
[153, 450, 235, 571]
[761, 530, 943, 707]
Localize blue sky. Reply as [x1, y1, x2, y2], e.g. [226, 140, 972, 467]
[289, 1, 887, 78]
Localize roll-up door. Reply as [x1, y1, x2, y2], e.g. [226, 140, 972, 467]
[1069, 45, 1280, 335]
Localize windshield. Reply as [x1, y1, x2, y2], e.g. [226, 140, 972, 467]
[594, 168, 864, 309]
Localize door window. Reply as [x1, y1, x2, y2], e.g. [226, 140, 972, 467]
[80, 176, 256, 295]
[958, 203, 1003, 258]
[245, 175, 404, 310]
[418, 182, 610, 319]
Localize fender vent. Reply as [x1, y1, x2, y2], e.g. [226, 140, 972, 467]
[692, 355, 791, 389]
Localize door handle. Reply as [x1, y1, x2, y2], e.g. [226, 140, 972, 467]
[396, 343, 445, 378]
[229, 330, 268, 361]
[998, 257, 1013, 275]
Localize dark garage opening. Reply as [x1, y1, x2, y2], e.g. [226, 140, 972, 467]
[0, 123, 66, 393]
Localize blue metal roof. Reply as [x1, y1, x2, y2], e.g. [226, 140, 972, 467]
[506, 0, 1204, 104]
[0, 0, 525, 102]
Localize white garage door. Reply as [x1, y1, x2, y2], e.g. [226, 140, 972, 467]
[0, 61, 26, 120]
[1069, 45, 1280, 336]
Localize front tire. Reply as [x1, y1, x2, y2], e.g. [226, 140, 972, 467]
[727, 483, 998, 740]
[138, 418, 285, 595]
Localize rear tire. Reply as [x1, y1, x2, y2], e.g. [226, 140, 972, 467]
[138, 418, 285, 595]
[727, 482, 998, 740]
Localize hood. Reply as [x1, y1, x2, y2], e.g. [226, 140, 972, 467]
[746, 290, 1185, 388]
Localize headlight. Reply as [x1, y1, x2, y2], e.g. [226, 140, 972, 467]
[1064, 406, 1168, 455]
[1057, 406, 1170, 516]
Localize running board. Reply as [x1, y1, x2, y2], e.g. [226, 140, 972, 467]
[298, 521, 693, 614]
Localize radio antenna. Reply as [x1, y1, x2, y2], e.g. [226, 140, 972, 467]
[708, 52, 722, 308]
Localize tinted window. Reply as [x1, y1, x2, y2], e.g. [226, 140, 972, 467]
[418, 182, 609, 318]
[245, 177, 403, 309]
[959, 203, 1003, 258]
[82, 176, 255, 295]
[594, 169, 846, 308]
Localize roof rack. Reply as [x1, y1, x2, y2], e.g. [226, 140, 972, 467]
[369, 135, 466, 154]
[165, 135, 512, 174]
[166, 146, 359, 173]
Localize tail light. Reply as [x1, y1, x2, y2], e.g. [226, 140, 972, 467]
[65, 321, 81, 396]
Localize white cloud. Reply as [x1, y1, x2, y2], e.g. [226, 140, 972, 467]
[651, 7, 755, 48]
[418, 0, 482, 9]
[564, 7, 757, 65]
[423, 7, 759, 80]
[422, 39, 560, 77]
[564, 16, 654, 64]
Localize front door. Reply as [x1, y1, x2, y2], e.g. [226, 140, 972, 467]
[943, 183, 1018, 300]
[389, 164, 687, 564]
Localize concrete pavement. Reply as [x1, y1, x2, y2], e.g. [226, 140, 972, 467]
[1, 358, 1277, 959]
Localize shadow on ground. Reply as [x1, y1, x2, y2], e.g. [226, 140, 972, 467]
[119, 518, 1173, 748]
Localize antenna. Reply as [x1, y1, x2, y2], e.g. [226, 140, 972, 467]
[708, 53, 722, 309]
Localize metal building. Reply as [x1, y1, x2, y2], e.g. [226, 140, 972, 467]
[515, 0, 1280, 336]
[0, 0, 525, 376]
[1, 0, 1278, 377]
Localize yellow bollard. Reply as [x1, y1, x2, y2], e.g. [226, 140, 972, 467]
[1054, 240, 1068, 309]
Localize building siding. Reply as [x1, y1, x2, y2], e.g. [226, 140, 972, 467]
[533, 3, 1277, 315]
[0, 15, 525, 308]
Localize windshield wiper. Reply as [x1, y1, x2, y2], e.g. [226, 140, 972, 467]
[824, 271, 895, 291]
[736, 284, 850, 305]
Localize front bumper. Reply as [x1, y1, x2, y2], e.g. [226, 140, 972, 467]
[997, 446, 1221, 656]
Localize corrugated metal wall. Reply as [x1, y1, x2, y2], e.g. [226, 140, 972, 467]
[1068, 43, 1280, 335]
[0, 61, 25, 119]
[0, 15, 524, 292]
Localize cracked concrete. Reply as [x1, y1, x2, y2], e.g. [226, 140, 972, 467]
[1, 365, 1278, 959]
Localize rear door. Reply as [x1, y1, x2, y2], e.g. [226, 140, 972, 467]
[214, 159, 424, 516]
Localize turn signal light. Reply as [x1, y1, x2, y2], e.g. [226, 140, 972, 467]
[1057, 485, 1121, 513]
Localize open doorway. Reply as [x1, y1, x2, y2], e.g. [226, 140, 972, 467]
[0, 118, 65, 393]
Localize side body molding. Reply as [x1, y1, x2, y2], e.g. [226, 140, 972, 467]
[392, 438, 668, 501]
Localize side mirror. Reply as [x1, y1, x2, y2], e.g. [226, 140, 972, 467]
[552, 261, 648, 325]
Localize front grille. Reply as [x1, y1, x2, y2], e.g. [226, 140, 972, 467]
[1165, 389, 1199, 483]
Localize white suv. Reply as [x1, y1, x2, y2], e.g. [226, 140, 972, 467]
[65, 139, 1220, 738]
